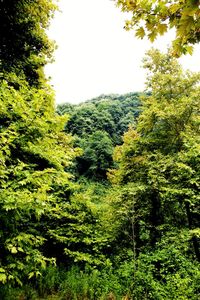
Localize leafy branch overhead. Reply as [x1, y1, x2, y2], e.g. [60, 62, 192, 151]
[115, 0, 200, 55]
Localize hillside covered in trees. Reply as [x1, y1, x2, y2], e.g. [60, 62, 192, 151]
[57, 92, 141, 180]
[0, 1, 200, 299]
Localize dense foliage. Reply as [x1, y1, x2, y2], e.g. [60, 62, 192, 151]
[0, 0, 56, 85]
[1, 1, 199, 299]
[108, 49, 200, 299]
[57, 93, 141, 179]
[0, 74, 80, 285]
[59, 93, 141, 143]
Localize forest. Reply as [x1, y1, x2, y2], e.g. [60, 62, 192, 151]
[0, 0, 199, 299]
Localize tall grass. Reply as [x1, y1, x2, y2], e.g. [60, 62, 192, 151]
[0, 265, 131, 300]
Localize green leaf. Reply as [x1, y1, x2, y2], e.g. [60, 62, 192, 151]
[185, 45, 193, 55]
[169, 3, 181, 14]
[11, 247, 18, 254]
[0, 268, 6, 273]
[148, 31, 157, 42]
[157, 23, 167, 35]
[0, 273, 7, 283]
[135, 27, 145, 39]
[28, 272, 35, 279]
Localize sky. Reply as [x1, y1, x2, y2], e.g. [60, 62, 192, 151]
[45, 0, 200, 105]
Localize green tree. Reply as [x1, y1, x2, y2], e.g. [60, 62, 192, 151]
[115, 0, 200, 55]
[77, 131, 114, 179]
[0, 74, 79, 284]
[109, 49, 200, 262]
[65, 104, 115, 139]
[58, 93, 141, 181]
[0, 0, 56, 85]
[56, 103, 75, 116]
[43, 182, 113, 267]
[59, 93, 141, 145]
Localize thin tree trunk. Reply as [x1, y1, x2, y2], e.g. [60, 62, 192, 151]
[185, 202, 200, 262]
[150, 190, 162, 248]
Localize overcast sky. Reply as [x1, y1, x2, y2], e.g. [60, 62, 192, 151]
[45, 0, 200, 104]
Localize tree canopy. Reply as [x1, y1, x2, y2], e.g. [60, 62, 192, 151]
[115, 0, 200, 55]
[57, 93, 141, 180]
[0, 0, 57, 85]
[110, 47, 200, 262]
[107, 48, 200, 298]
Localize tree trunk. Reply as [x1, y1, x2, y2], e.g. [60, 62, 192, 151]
[185, 202, 200, 262]
[150, 190, 162, 248]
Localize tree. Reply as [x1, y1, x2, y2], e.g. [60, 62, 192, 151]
[109, 49, 200, 262]
[77, 131, 114, 179]
[0, 0, 107, 288]
[57, 93, 141, 180]
[115, 0, 200, 55]
[43, 183, 113, 267]
[56, 103, 75, 116]
[58, 93, 141, 145]
[65, 105, 115, 139]
[0, 0, 56, 85]
[0, 74, 80, 284]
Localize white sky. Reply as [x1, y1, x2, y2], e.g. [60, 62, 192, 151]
[45, 0, 200, 104]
